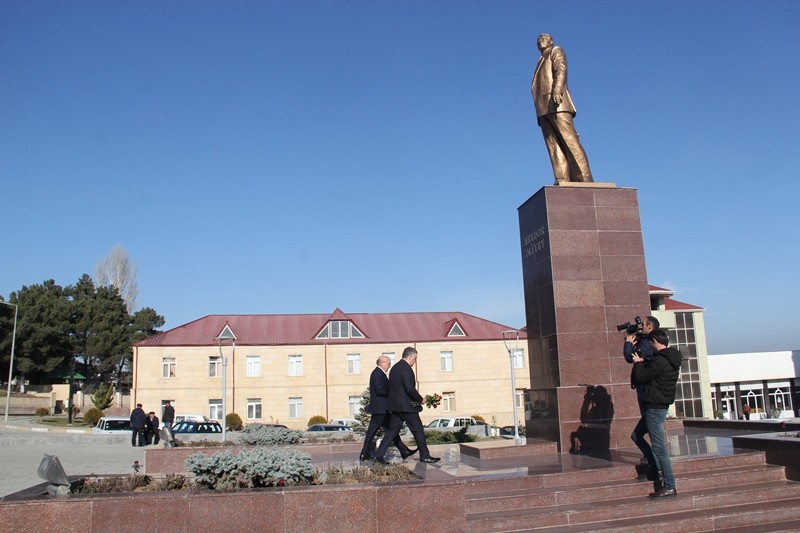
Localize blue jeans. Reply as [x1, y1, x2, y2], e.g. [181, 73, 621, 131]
[644, 407, 675, 490]
[631, 415, 659, 474]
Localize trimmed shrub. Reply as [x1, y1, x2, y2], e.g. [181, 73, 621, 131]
[83, 408, 104, 426]
[237, 424, 302, 446]
[35, 407, 50, 417]
[307, 415, 327, 427]
[226, 412, 243, 431]
[420, 427, 478, 445]
[186, 447, 314, 490]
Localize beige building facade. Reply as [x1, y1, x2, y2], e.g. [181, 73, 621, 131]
[132, 310, 530, 430]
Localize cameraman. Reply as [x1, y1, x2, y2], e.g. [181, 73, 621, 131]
[623, 316, 660, 482]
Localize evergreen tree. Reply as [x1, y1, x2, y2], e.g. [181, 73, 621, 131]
[91, 381, 115, 410]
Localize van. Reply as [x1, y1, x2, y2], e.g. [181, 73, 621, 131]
[92, 416, 131, 434]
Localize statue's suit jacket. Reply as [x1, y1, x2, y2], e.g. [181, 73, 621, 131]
[531, 45, 576, 120]
[387, 359, 423, 413]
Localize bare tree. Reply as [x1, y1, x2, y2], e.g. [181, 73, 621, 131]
[95, 244, 139, 313]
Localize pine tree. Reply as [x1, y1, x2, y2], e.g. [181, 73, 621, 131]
[91, 381, 115, 410]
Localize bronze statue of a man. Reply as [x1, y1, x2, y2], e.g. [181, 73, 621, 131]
[531, 33, 593, 184]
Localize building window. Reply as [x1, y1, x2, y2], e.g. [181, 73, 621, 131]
[671, 312, 704, 418]
[208, 356, 221, 378]
[316, 320, 364, 339]
[348, 395, 361, 417]
[515, 390, 525, 409]
[383, 352, 395, 365]
[209, 399, 222, 421]
[162, 357, 176, 378]
[442, 392, 456, 412]
[247, 398, 262, 420]
[289, 397, 303, 419]
[448, 322, 465, 336]
[512, 349, 525, 369]
[288, 354, 303, 376]
[440, 351, 454, 372]
[347, 353, 361, 374]
[246, 355, 261, 377]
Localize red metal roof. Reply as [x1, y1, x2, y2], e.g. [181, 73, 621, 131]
[664, 297, 704, 311]
[134, 310, 525, 347]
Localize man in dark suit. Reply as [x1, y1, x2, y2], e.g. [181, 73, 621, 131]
[372, 347, 440, 464]
[359, 355, 416, 461]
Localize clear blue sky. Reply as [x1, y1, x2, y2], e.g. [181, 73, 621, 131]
[2, 1, 798, 355]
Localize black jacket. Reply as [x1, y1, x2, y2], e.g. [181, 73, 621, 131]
[387, 358, 423, 413]
[366, 366, 390, 415]
[632, 347, 682, 409]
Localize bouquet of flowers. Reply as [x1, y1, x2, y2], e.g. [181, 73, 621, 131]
[424, 393, 443, 409]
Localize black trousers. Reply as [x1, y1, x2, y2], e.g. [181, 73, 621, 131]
[131, 428, 145, 446]
[361, 412, 410, 457]
[374, 411, 430, 460]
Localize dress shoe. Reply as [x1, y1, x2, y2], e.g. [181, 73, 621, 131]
[359, 454, 371, 461]
[400, 448, 418, 459]
[372, 456, 389, 465]
[419, 457, 441, 464]
[649, 487, 677, 498]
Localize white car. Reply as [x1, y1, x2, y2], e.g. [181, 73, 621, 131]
[174, 414, 209, 423]
[426, 417, 479, 429]
[329, 418, 357, 428]
[92, 416, 131, 434]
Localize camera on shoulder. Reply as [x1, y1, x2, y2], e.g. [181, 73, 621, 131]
[616, 315, 643, 335]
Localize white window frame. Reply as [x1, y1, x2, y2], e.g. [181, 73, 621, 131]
[209, 356, 221, 378]
[442, 392, 456, 412]
[512, 348, 525, 369]
[383, 352, 396, 365]
[440, 351, 454, 372]
[347, 353, 361, 374]
[348, 395, 361, 417]
[288, 354, 303, 376]
[247, 398, 262, 420]
[289, 397, 303, 419]
[246, 355, 261, 377]
[162, 357, 176, 378]
[209, 399, 223, 421]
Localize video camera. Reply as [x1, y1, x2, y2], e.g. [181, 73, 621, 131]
[616, 316, 643, 335]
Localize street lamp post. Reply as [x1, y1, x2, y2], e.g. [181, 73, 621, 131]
[502, 329, 522, 445]
[2, 301, 18, 422]
[216, 326, 236, 442]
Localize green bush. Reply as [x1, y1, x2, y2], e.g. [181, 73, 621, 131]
[186, 447, 314, 489]
[226, 412, 243, 431]
[83, 408, 104, 426]
[72, 405, 81, 416]
[237, 424, 302, 446]
[34, 407, 50, 417]
[307, 415, 327, 427]
[421, 427, 478, 445]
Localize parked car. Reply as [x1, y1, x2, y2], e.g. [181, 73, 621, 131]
[92, 416, 131, 434]
[304, 424, 354, 437]
[425, 417, 490, 435]
[171, 420, 223, 434]
[329, 418, 357, 428]
[174, 414, 209, 424]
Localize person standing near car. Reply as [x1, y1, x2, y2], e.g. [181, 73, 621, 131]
[632, 329, 683, 498]
[129, 403, 147, 447]
[372, 347, 440, 464]
[162, 401, 175, 429]
[359, 355, 417, 461]
[145, 411, 160, 445]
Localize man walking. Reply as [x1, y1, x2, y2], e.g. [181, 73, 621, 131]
[359, 355, 417, 461]
[632, 330, 683, 497]
[372, 347, 440, 464]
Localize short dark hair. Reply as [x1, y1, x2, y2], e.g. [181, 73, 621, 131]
[402, 347, 417, 359]
[645, 316, 660, 329]
[650, 329, 669, 347]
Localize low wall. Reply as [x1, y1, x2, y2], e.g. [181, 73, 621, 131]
[731, 433, 800, 481]
[682, 418, 800, 432]
[0, 478, 465, 533]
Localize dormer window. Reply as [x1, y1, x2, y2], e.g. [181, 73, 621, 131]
[316, 320, 364, 339]
[447, 322, 466, 337]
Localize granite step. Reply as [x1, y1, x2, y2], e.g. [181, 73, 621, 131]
[466, 481, 800, 532]
[464, 452, 800, 532]
[466, 462, 785, 515]
[463, 451, 766, 496]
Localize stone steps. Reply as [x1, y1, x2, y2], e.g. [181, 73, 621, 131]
[464, 452, 800, 532]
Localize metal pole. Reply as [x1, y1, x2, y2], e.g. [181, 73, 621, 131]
[219, 338, 227, 442]
[502, 330, 522, 445]
[3, 302, 18, 421]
